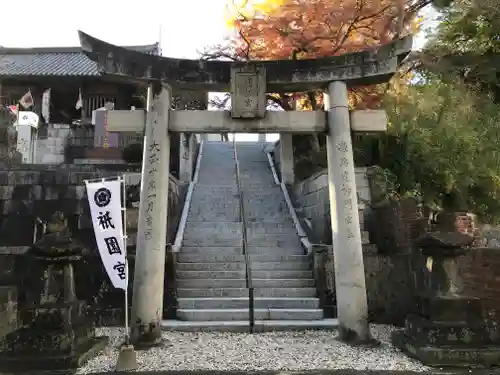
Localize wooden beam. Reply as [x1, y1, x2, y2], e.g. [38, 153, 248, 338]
[170, 110, 326, 133]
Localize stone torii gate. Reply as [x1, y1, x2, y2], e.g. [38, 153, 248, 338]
[78, 31, 412, 346]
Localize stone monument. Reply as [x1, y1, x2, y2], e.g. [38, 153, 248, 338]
[0, 123, 22, 164]
[0, 212, 108, 372]
[392, 232, 500, 367]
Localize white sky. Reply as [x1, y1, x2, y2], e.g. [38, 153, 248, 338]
[0, 0, 437, 56]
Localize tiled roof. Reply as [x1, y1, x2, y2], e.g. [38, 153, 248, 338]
[0, 44, 159, 78]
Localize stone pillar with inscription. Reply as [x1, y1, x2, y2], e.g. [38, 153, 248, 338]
[16, 125, 34, 163]
[176, 90, 206, 182]
[131, 84, 172, 346]
[279, 133, 294, 185]
[179, 133, 193, 182]
[325, 81, 372, 343]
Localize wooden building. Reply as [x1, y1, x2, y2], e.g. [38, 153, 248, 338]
[0, 44, 159, 163]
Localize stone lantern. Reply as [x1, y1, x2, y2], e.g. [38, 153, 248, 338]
[392, 232, 500, 367]
[0, 212, 108, 372]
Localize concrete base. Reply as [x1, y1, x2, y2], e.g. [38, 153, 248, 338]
[392, 330, 500, 368]
[0, 336, 108, 372]
[161, 319, 338, 332]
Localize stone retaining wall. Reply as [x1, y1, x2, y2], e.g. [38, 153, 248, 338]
[459, 248, 500, 324]
[0, 164, 185, 337]
[293, 169, 371, 244]
[291, 167, 415, 324]
[293, 167, 500, 326]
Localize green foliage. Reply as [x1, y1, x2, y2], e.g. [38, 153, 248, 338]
[424, 0, 500, 101]
[380, 76, 500, 223]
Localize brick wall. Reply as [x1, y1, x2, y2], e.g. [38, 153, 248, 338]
[0, 164, 186, 336]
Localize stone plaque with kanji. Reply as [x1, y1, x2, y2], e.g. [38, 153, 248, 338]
[231, 65, 266, 119]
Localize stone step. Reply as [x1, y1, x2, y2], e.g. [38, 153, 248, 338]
[161, 319, 338, 332]
[177, 287, 317, 298]
[246, 246, 304, 255]
[177, 262, 245, 271]
[176, 269, 313, 279]
[183, 222, 242, 247]
[187, 202, 240, 222]
[245, 221, 297, 234]
[177, 253, 308, 263]
[178, 297, 320, 309]
[176, 278, 315, 288]
[247, 235, 302, 248]
[176, 270, 245, 279]
[180, 246, 304, 256]
[244, 205, 291, 221]
[176, 261, 310, 271]
[177, 308, 323, 321]
[180, 246, 243, 255]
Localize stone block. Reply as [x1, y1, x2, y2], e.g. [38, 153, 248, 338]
[4, 324, 95, 353]
[0, 286, 17, 338]
[0, 256, 16, 281]
[392, 330, 500, 367]
[404, 314, 488, 347]
[0, 171, 10, 185]
[416, 294, 482, 322]
[0, 186, 14, 200]
[23, 301, 87, 330]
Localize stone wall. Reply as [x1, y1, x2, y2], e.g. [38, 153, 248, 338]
[0, 164, 185, 338]
[35, 124, 71, 164]
[291, 167, 415, 324]
[293, 169, 371, 244]
[459, 248, 500, 324]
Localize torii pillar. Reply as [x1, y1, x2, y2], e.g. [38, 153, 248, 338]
[325, 81, 372, 343]
[131, 84, 172, 346]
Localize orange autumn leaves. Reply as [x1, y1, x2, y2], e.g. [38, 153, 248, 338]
[224, 0, 420, 109]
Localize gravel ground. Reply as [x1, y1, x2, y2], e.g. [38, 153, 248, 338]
[77, 325, 431, 374]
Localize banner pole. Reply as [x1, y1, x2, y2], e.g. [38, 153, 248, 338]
[121, 175, 130, 345]
[116, 174, 137, 371]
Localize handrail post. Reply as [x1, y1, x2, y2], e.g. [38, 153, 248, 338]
[232, 137, 255, 333]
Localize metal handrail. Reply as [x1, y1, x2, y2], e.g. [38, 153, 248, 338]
[232, 137, 255, 333]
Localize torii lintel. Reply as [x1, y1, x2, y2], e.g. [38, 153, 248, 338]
[78, 31, 412, 92]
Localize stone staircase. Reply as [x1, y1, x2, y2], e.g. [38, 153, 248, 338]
[163, 141, 337, 331]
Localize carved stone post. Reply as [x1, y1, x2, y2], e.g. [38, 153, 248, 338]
[179, 133, 193, 182]
[393, 232, 500, 367]
[279, 133, 294, 185]
[325, 81, 372, 343]
[131, 84, 171, 346]
[176, 90, 205, 182]
[16, 125, 34, 163]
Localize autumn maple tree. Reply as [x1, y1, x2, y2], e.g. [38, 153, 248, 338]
[217, 0, 426, 110]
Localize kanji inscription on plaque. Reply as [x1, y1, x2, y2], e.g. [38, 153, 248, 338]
[231, 65, 266, 119]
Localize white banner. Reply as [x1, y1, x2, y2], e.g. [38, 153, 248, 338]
[42, 89, 51, 123]
[15, 111, 39, 128]
[85, 179, 128, 290]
